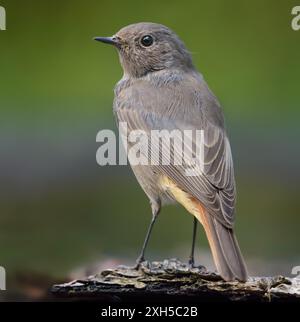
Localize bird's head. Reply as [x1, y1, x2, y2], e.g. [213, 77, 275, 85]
[94, 22, 194, 78]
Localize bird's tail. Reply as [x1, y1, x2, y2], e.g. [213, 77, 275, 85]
[160, 177, 248, 281]
[200, 212, 248, 282]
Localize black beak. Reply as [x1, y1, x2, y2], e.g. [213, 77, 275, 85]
[94, 36, 119, 47]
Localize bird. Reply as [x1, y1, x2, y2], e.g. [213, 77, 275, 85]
[94, 22, 248, 282]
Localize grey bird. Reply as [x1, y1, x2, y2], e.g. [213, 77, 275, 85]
[94, 22, 248, 281]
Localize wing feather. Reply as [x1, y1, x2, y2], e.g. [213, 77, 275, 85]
[114, 74, 236, 228]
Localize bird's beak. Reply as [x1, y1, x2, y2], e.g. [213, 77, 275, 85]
[94, 36, 120, 47]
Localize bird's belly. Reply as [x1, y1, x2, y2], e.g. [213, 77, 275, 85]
[159, 175, 205, 225]
[130, 164, 174, 205]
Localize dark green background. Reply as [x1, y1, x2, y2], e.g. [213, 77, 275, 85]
[0, 0, 299, 288]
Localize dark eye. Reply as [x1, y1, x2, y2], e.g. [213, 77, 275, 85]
[141, 35, 154, 47]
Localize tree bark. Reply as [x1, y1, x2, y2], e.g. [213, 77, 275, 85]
[51, 259, 300, 302]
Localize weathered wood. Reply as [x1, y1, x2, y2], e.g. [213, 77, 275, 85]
[51, 259, 300, 302]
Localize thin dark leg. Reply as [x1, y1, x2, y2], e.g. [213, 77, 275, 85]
[135, 211, 159, 268]
[188, 217, 198, 267]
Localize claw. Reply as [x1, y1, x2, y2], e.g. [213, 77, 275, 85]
[133, 256, 145, 270]
[188, 258, 195, 269]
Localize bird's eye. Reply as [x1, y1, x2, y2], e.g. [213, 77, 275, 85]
[141, 35, 154, 47]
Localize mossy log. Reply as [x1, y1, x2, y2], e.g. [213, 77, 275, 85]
[51, 259, 300, 302]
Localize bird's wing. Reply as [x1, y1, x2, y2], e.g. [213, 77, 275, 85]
[114, 74, 236, 228]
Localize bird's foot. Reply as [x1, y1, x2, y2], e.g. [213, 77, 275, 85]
[188, 258, 205, 271]
[188, 257, 195, 269]
[133, 256, 145, 270]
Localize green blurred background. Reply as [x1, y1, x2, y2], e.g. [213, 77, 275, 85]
[0, 0, 299, 295]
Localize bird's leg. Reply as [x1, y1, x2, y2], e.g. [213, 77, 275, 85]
[134, 202, 160, 269]
[188, 217, 198, 268]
